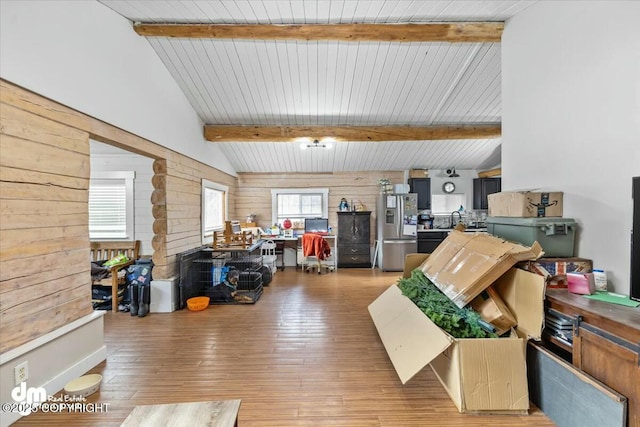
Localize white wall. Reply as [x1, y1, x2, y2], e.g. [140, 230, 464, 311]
[90, 141, 154, 256]
[0, 0, 236, 176]
[429, 169, 479, 213]
[503, 1, 640, 293]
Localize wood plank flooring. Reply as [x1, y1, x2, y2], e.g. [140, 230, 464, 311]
[13, 268, 555, 426]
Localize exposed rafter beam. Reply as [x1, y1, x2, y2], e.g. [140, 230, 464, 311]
[478, 168, 502, 178]
[134, 22, 503, 43]
[204, 125, 501, 142]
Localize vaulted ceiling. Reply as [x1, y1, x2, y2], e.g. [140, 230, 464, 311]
[98, 0, 537, 173]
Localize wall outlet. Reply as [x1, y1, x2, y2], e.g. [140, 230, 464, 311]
[14, 361, 28, 386]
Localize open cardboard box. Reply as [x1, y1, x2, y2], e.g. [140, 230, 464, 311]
[420, 230, 543, 308]
[368, 232, 546, 414]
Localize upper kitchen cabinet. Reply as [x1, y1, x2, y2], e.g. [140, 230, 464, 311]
[409, 178, 431, 210]
[473, 178, 501, 210]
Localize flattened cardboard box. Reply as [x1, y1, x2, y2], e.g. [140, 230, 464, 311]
[488, 191, 563, 217]
[419, 230, 543, 308]
[369, 268, 545, 414]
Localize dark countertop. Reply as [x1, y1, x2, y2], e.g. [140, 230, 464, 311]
[417, 228, 487, 233]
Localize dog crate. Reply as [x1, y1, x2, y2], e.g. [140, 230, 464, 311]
[224, 254, 263, 271]
[176, 246, 211, 309]
[195, 258, 263, 304]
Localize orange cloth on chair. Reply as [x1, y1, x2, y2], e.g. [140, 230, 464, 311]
[302, 233, 331, 261]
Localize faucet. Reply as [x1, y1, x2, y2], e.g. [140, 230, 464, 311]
[450, 211, 462, 228]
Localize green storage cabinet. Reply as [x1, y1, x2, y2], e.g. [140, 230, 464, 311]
[486, 217, 577, 257]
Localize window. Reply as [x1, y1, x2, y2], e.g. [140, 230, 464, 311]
[89, 171, 134, 240]
[431, 194, 466, 215]
[271, 188, 329, 226]
[202, 179, 228, 244]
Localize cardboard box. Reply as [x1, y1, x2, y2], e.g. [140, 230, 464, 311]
[419, 230, 543, 308]
[369, 267, 545, 414]
[409, 169, 429, 178]
[488, 191, 563, 217]
[469, 286, 517, 336]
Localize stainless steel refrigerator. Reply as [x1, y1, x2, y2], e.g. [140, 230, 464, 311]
[377, 193, 418, 271]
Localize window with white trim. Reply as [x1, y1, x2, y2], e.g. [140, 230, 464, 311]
[202, 179, 228, 244]
[271, 188, 329, 226]
[89, 171, 135, 240]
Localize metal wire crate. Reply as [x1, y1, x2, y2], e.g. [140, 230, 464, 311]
[224, 253, 263, 271]
[194, 259, 263, 304]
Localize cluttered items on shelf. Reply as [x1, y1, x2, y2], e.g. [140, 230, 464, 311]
[213, 220, 253, 249]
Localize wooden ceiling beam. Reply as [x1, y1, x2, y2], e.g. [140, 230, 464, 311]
[478, 168, 502, 178]
[204, 124, 501, 142]
[134, 22, 503, 43]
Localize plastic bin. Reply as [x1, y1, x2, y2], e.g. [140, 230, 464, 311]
[486, 217, 577, 257]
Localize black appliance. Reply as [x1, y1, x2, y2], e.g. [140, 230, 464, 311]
[632, 177, 640, 302]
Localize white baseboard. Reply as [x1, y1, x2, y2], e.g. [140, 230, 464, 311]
[0, 312, 106, 427]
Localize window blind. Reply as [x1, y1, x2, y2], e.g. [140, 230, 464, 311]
[89, 179, 128, 239]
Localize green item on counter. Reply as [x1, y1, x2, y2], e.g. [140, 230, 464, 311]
[583, 291, 640, 307]
[103, 254, 130, 267]
[397, 269, 498, 339]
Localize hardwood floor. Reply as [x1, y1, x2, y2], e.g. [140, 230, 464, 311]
[14, 268, 555, 426]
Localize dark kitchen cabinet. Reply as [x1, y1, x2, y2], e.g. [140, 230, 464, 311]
[409, 178, 431, 210]
[417, 231, 448, 254]
[473, 178, 501, 210]
[337, 211, 371, 267]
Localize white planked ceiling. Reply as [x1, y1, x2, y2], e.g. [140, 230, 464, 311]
[98, 0, 537, 173]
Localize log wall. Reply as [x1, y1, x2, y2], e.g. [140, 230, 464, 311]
[0, 91, 93, 353]
[236, 171, 405, 242]
[0, 80, 236, 352]
[0, 80, 403, 354]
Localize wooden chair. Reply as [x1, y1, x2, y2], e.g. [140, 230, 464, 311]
[90, 241, 140, 312]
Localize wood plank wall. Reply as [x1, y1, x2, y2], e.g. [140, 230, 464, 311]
[0, 92, 93, 353]
[236, 171, 405, 242]
[0, 80, 236, 353]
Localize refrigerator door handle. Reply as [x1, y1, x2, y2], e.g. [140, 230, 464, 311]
[398, 195, 404, 237]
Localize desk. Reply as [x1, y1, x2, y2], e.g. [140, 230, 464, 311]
[267, 235, 336, 269]
[265, 237, 298, 270]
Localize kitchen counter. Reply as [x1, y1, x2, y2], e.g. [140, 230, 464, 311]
[417, 228, 487, 233]
[416, 228, 487, 253]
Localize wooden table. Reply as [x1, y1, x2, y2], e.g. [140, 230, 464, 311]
[121, 400, 241, 427]
[545, 289, 640, 427]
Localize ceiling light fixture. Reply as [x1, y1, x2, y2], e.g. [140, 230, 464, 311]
[300, 139, 333, 150]
[447, 167, 460, 178]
